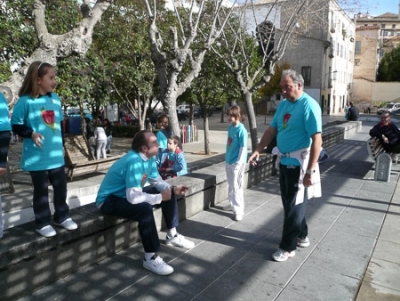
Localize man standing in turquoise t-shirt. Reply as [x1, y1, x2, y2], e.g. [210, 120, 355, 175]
[248, 69, 322, 262]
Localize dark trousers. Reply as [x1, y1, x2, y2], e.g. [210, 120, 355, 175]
[100, 186, 179, 253]
[29, 166, 69, 229]
[279, 164, 308, 252]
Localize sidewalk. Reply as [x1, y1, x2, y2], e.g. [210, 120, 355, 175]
[14, 119, 400, 300]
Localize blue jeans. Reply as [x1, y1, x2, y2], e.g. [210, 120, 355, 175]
[278, 164, 308, 252]
[100, 186, 179, 253]
[29, 166, 69, 229]
[106, 135, 112, 151]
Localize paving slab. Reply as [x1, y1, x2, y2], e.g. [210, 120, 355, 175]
[13, 117, 400, 301]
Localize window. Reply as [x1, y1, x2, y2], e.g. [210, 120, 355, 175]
[392, 24, 396, 29]
[355, 59, 360, 66]
[382, 24, 386, 29]
[301, 66, 311, 86]
[364, 24, 368, 27]
[355, 41, 361, 54]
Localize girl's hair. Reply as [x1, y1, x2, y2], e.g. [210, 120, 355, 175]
[103, 118, 110, 125]
[227, 105, 245, 122]
[18, 61, 54, 98]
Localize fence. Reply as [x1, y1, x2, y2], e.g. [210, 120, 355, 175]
[180, 124, 198, 144]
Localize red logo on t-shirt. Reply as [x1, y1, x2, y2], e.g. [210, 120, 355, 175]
[283, 113, 291, 129]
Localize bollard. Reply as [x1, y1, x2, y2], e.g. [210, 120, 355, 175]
[374, 152, 392, 182]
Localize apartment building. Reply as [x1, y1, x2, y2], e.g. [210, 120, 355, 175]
[352, 4, 400, 106]
[240, 0, 355, 116]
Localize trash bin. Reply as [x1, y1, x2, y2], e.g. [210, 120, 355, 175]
[68, 116, 81, 135]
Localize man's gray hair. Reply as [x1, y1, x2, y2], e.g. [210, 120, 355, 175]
[281, 69, 304, 86]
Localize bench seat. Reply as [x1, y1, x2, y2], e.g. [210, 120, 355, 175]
[64, 135, 123, 180]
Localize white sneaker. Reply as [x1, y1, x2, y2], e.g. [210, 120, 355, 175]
[54, 218, 78, 230]
[297, 236, 310, 248]
[36, 225, 56, 238]
[143, 255, 174, 275]
[222, 205, 232, 211]
[166, 233, 195, 249]
[272, 249, 295, 262]
[234, 214, 243, 221]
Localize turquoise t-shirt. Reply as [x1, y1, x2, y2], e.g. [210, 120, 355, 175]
[225, 122, 248, 164]
[0, 93, 11, 131]
[11, 93, 64, 171]
[271, 92, 322, 166]
[96, 150, 160, 206]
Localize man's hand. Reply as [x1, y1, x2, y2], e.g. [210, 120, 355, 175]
[161, 188, 172, 201]
[0, 167, 6, 177]
[174, 185, 189, 196]
[248, 151, 260, 166]
[303, 173, 313, 187]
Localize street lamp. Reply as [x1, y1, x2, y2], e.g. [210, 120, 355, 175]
[325, 70, 337, 89]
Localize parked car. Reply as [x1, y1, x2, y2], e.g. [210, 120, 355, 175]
[177, 104, 190, 113]
[377, 103, 400, 115]
[193, 106, 213, 118]
[66, 107, 93, 121]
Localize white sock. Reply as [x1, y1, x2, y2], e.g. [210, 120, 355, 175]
[167, 228, 177, 238]
[144, 252, 156, 261]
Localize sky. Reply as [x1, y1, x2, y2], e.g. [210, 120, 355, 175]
[346, 0, 399, 16]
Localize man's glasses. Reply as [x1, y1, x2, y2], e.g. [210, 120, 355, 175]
[381, 116, 390, 120]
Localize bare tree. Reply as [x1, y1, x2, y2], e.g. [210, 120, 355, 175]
[0, 0, 112, 105]
[142, 0, 236, 139]
[210, 0, 315, 151]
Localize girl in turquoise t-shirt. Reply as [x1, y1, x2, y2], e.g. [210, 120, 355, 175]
[224, 105, 248, 221]
[11, 61, 78, 238]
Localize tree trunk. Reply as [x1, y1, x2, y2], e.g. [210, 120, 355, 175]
[203, 116, 211, 155]
[242, 91, 258, 152]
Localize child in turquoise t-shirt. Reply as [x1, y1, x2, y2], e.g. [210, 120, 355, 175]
[11, 61, 78, 238]
[224, 105, 248, 221]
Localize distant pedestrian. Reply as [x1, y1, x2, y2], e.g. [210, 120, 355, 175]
[94, 123, 107, 160]
[344, 102, 350, 120]
[103, 118, 112, 154]
[11, 61, 78, 237]
[347, 102, 359, 121]
[0, 92, 11, 239]
[223, 105, 248, 222]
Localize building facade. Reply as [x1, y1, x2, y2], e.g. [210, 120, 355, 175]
[352, 3, 400, 107]
[240, 0, 355, 116]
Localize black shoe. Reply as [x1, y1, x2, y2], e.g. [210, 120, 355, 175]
[106, 150, 110, 154]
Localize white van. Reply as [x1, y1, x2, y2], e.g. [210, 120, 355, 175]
[377, 103, 400, 115]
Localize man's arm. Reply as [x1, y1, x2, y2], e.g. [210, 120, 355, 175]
[303, 132, 322, 186]
[248, 127, 277, 165]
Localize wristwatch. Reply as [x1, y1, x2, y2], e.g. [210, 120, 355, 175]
[306, 169, 316, 175]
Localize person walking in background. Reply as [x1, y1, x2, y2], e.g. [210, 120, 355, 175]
[223, 105, 248, 222]
[158, 135, 187, 180]
[248, 69, 322, 262]
[347, 102, 359, 121]
[94, 122, 107, 160]
[369, 111, 400, 153]
[11, 61, 78, 237]
[344, 102, 350, 120]
[103, 118, 112, 154]
[96, 130, 194, 276]
[0, 92, 11, 239]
